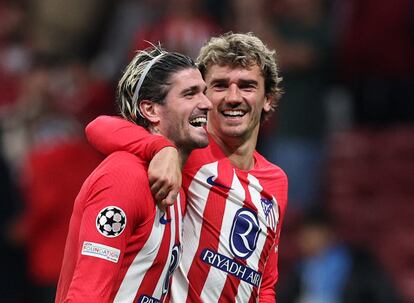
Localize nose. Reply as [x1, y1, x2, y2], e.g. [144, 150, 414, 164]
[199, 93, 213, 110]
[225, 83, 242, 103]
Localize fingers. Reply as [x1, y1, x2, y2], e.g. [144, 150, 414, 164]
[156, 191, 179, 213]
[150, 180, 168, 202]
[164, 191, 178, 206]
[158, 203, 166, 213]
[153, 189, 167, 203]
[149, 174, 181, 203]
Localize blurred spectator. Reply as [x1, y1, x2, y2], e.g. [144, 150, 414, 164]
[277, 209, 403, 303]
[334, 0, 414, 125]
[46, 59, 115, 125]
[0, 18, 32, 295]
[28, 0, 115, 60]
[131, 0, 220, 58]
[92, 0, 228, 80]
[4, 62, 103, 303]
[227, 0, 272, 38]
[91, 0, 163, 80]
[0, 142, 26, 303]
[0, 0, 31, 113]
[243, 0, 333, 212]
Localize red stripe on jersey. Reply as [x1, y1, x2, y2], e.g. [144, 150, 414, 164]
[248, 292, 256, 303]
[252, 188, 278, 301]
[185, 160, 233, 303]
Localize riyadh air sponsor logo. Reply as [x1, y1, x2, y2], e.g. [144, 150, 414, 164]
[260, 197, 278, 232]
[206, 175, 232, 190]
[137, 295, 160, 303]
[201, 249, 262, 287]
[159, 212, 171, 224]
[230, 208, 261, 259]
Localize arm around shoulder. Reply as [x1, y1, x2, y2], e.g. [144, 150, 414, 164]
[85, 115, 175, 161]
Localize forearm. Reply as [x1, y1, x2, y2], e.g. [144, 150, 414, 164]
[85, 115, 175, 161]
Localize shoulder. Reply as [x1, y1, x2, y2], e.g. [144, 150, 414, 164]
[89, 151, 150, 193]
[254, 151, 288, 183]
[186, 145, 214, 170]
[101, 151, 147, 176]
[252, 151, 288, 210]
[81, 151, 154, 222]
[185, 136, 226, 171]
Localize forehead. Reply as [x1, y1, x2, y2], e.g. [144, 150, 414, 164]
[168, 68, 205, 90]
[205, 64, 264, 82]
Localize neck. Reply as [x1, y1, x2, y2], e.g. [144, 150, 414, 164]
[176, 148, 189, 169]
[150, 125, 188, 168]
[209, 128, 259, 171]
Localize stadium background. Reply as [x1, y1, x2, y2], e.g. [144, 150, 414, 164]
[0, 0, 413, 302]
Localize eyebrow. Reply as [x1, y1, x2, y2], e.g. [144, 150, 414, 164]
[239, 79, 259, 87]
[180, 84, 206, 96]
[210, 78, 259, 86]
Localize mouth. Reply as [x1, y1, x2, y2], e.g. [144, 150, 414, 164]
[222, 110, 246, 118]
[189, 116, 207, 127]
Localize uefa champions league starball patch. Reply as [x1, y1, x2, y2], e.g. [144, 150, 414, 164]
[96, 206, 127, 237]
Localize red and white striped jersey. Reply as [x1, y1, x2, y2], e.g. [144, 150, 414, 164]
[85, 116, 288, 302]
[55, 151, 185, 303]
[169, 137, 288, 303]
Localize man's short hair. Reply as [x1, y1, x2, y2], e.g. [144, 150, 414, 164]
[197, 32, 282, 122]
[117, 46, 197, 127]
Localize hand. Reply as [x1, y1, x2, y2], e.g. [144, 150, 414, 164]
[148, 147, 182, 211]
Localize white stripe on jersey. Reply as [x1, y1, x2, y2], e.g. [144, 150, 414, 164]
[170, 266, 189, 303]
[176, 195, 183, 245]
[200, 168, 242, 302]
[114, 207, 166, 302]
[171, 162, 218, 302]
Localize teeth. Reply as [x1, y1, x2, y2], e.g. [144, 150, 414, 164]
[189, 117, 207, 126]
[190, 117, 207, 124]
[223, 110, 244, 116]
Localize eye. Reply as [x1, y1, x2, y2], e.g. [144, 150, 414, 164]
[240, 83, 256, 91]
[211, 82, 227, 91]
[183, 90, 197, 99]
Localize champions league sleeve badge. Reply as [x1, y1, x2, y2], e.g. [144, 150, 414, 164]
[96, 206, 127, 237]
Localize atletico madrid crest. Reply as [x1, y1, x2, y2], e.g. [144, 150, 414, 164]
[260, 197, 279, 232]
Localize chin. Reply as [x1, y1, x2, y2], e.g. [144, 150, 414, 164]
[222, 127, 247, 138]
[196, 136, 210, 148]
[196, 132, 210, 147]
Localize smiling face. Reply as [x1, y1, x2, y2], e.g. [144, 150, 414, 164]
[155, 68, 211, 153]
[205, 64, 272, 145]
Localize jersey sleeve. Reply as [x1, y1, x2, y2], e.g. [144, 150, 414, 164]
[259, 166, 288, 303]
[258, 244, 278, 302]
[85, 115, 175, 161]
[64, 153, 154, 302]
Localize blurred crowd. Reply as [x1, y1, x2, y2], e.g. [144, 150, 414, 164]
[0, 0, 413, 302]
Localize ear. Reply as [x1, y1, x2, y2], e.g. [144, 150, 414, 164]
[263, 96, 273, 113]
[139, 100, 161, 124]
